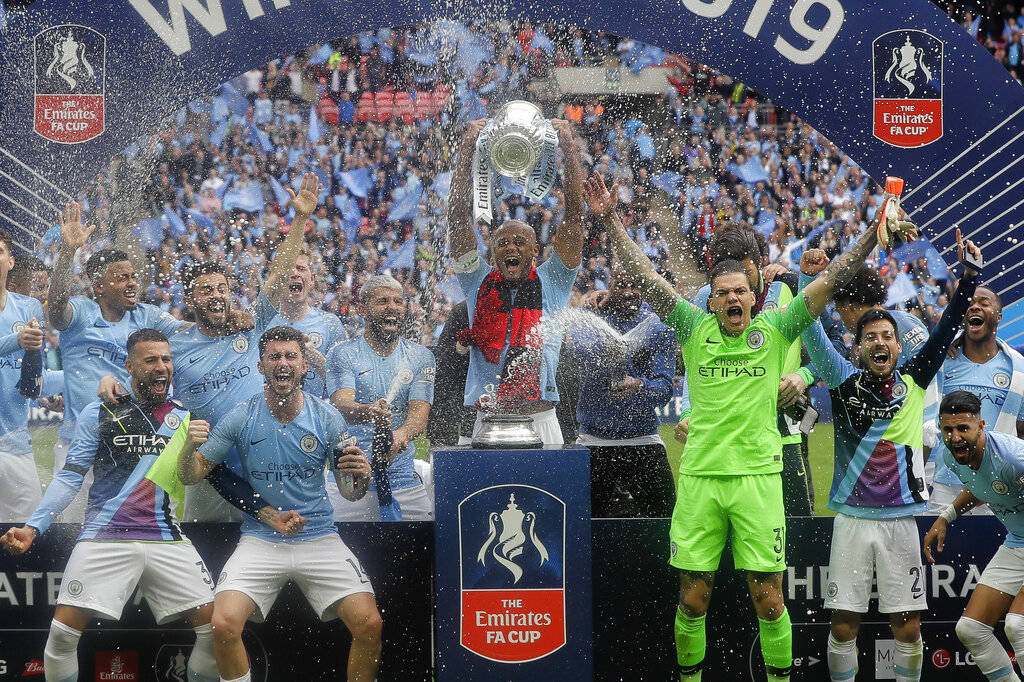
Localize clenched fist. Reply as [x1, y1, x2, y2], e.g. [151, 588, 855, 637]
[186, 419, 210, 447]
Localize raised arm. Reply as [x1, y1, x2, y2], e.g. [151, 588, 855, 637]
[904, 230, 981, 387]
[800, 223, 879, 320]
[48, 202, 96, 331]
[584, 173, 680, 320]
[446, 119, 487, 259]
[551, 119, 584, 269]
[263, 173, 322, 306]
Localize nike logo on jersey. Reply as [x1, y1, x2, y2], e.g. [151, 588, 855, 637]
[250, 438, 267, 445]
[705, 337, 720, 344]
[358, 369, 372, 376]
[189, 356, 203, 364]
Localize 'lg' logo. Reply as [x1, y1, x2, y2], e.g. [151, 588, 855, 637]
[932, 649, 951, 669]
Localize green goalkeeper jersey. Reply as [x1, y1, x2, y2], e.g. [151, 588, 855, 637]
[666, 293, 815, 476]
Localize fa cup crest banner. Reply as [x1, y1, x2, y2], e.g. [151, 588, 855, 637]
[33, 24, 105, 144]
[459, 485, 566, 662]
[873, 29, 943, 148]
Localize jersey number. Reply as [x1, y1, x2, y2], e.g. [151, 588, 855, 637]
[773, 527, 784, 558]
[196, 561, 214, 587]
[909, 566, 923, 598]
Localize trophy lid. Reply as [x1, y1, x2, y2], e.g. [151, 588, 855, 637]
[471, 413, 544, 449]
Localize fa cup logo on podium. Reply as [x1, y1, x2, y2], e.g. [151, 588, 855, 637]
[477, 493, 549, 584]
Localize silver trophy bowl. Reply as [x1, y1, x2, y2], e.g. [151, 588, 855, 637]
[471, 413, 543, 449]
[486, 100, 547, 178]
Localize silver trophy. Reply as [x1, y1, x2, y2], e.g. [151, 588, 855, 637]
[486, 101, 548, 178]
[472, 413, 543, 449]
[473, 101, 560, 225]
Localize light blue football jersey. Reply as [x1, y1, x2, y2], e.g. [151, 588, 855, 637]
[58, 297, 180, 440]
[0, 292, 44, 454]
[202, 391, 347, 542]
[932, 349, 1024, 486]
[325, 335, 434, 489]
[169, 293, 277, 425]
[944, 430, 1024, 547]
[456, 252, 578, 407]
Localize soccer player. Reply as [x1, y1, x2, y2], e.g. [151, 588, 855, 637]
[799, 231, 981, 682]
[7, 253, 50, 303]
[326, 274, 435, 521]
[566, 262, 677, 517]
[0, 229, 62, 521]
[268, 247, 347, 397]
[925, 285, 1024, 513]
[48, 202, 183, 520]
[689, 225, 818, 515]
[446, 118, 583, 443]
[176, 326, 381, 682]
[1, 329, 224, 682]
[589, 171, 880, 682]
[826, 264, 927, 365]
[924, 391, 1024, 682]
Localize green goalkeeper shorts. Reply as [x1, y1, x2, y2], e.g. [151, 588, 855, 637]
[669, 472, 786, 573]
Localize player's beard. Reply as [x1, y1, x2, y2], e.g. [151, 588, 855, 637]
[266, 371, 301, 403]
[138, 372, 169, 405]
[194, 298, 230, 331]
[367, 313, 401, 345]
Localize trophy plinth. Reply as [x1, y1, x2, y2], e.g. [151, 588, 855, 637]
[471, 413, 543, 449]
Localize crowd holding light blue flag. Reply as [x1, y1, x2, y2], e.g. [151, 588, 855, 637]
[219, 82, 250, 117]
[309, 43, 332, 65]
[652, 172, 683, 198]
[184, 207, 215, 234]
[133, 217, 164, 249]
[624, 41, 666, 73]
[246, 120, 275, 153]
[886, 271, 919, 306]
[387, 183, 423, 222]
[308, 104, 322, 143]
[380, 237, 416, 271]
[340, 168, 372, 198]
[891, 237, 950, 280]
[163, 205, 187, 238]
[222, 182, 264, 213]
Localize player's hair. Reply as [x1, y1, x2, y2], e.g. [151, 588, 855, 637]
[9, 254, 46, 287]
[975, 285, 1003, 312]
[359, 274, 403, 303]
[85, 249, 131, 281]
[833, 265, 887, 307]
[853, 308, 898, 345]
[127, 328, 169, 356]
[939, 390, 982, 417]
[258, 325, 306, 358]
[0, 228, 14, 255]
[181, 259, 227, 294]
[708, 223, 766, 266]
[707, 259, 751, 290]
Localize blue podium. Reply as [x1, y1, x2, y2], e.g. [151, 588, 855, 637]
[433, 446, 592, 681]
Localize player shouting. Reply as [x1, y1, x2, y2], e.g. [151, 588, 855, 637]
[589, 171, 886, 682]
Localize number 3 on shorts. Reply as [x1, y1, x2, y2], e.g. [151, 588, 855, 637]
[772, 527, 784, 562]
[196, 561, 214, 586]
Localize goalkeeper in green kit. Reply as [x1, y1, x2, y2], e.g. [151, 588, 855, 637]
[584, 173, 894, 681]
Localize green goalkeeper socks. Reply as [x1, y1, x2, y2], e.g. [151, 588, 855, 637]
[675, 608, 706, 680]
[759, 608, 793, 680]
